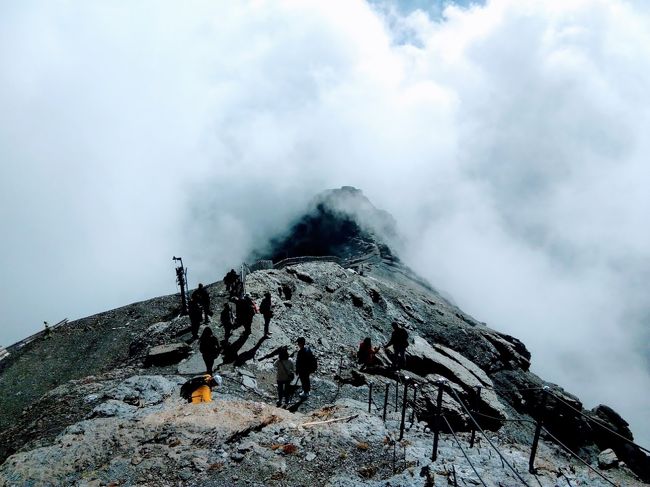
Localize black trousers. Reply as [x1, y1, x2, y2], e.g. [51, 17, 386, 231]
[298, 372, 311, 393]
[203, 355, 215, 374]
[277, 380, 290, 403]
[263, 314, 272, 334]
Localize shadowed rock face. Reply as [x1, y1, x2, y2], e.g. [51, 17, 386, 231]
[259, 186, 400, 264]
[1, 187, 648, 484]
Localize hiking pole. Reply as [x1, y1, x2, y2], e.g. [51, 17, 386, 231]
[383, 383, 390, 422]
[529, 386, 549, 474]
[399, 377, 409, 440]
[432, 379, 446, 461]
[368, 382, 373, 414]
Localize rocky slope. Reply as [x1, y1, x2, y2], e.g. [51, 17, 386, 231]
[1, 187, 648, 486]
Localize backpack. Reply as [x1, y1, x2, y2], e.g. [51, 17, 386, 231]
[307, 348, 318, 373]
[180, 375, 214, 403]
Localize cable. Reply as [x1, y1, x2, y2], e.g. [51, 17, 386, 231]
[471, 410, 537, 425]
[447, 386, 532, 487]
[541, 426, 618, 487]
[441, 415, 488, 487]
[549, 391, 650, 454]
[482, 385, 546, 393]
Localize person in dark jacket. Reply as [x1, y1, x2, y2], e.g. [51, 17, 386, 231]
[192, 283, 211, 324]
[384, 321, 409, 369]
[220, 302, 234, 340]
[295, 337, 316, 398]
[259, 291, 273, 337]
[199, 327, 221, 374]
[274, 347, 295, 407]
[240, 294, 257, 333]
[188, 295, 203, 339]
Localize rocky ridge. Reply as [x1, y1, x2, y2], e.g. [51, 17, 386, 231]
[1, 187, 648, 485]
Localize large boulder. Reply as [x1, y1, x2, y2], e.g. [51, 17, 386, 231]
[405, 336, 506, 429]
[144, 343, 190, 367]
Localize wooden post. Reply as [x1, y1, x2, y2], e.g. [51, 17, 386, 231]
[383, 383, 390, 422]
[431, 380, 445, 461]
[529, 387, 549, 474]
[399, 379, 409, 440]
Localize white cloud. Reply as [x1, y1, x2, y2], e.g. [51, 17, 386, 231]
[0, 0, 648, 445]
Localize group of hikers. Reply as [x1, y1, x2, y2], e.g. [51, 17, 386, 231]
[182, 270, 411, 407]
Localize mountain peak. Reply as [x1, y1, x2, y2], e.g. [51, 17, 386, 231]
[259, 186, 400, 265]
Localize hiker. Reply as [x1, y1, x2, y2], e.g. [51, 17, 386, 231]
[295, 337, 317, 398]
[220, 302, 235, 340]
[199, 327, 221, 374]
[281, 283, 292, 300]
[223, 269, 237, 294]
[259, 291, 274, 337]
[384, 321, 409, 369]
[188, 295, 203, 339]
[274, 347, 295, 407]
[357, 337, 379, 370]
[240, 294, 257, 333]
[180, 374, 220, 404]
[192, 283, 212, 324]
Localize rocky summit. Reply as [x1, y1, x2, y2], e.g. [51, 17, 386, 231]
[1, 187, 648, 486]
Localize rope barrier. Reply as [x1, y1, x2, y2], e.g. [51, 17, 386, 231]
[541, 426, 618, 487]
[441, 415, 488, 487]
[447, 387, 532, 487]
[549, 391, 650, 454]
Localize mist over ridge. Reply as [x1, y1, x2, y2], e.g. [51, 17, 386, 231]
[1, 0, 649, 447]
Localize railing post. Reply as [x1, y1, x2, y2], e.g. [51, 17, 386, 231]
[368, 382, 373, 414]
[399, 377, 410, 440]
[431, 379, 445, 461]
[383, 383, 390, 422]
[470, 385, 481, 448]
[529, 386, 549, 474]
[394, 375, 399, 412]
[410, 383, 418, 424]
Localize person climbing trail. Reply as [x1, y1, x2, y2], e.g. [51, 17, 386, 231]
[295, 337, 317, 399]
[274, 347, 295, 407]
[259, 291, 274, 337]
[192, 283, 212, 324]
[220, 302, 234, 340]
[357, 337, 379, 370]
[188, 295, 203, 340]
[384, 321, 409, 369]
[199, 327, 221, 374]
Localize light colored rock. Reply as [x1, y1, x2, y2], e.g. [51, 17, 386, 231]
[598, 448, 618, 469]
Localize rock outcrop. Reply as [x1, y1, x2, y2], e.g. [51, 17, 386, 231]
[1, 186, 648, 485]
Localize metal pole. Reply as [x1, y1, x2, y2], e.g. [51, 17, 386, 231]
[452, 464, 458, 486]
[368, 382, 373, 414]
[410, 384, 418, 424]
[383, 383, 390, 422]
[431, 380, 445, 461]
[528, 386, 549, 474]
[470, 386, 481, 448]
[395, 376, 399, 412]
[399, 378, 409, 440]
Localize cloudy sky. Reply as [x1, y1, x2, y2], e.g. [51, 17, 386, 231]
[1, 0, 648, 445]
